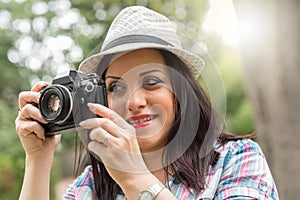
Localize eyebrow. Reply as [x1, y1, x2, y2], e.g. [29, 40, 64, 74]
[106, 69, 165, 80]
[105, 75, 122, 80]
[139, 69, 164, 77]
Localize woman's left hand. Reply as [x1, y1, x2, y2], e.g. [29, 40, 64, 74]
[79, 103, 149, 184]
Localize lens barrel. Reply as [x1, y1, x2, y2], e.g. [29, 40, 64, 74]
[39, 84, 73, 124]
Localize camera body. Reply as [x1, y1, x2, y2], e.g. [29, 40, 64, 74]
[38, 70, 107, 136]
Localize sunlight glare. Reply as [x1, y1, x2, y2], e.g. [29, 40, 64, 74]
[202, 0, 240, 46]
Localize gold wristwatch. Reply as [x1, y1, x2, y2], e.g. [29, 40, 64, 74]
[137, 182, 165, 200]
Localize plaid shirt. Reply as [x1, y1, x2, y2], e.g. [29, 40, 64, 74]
[63, 139, 279, 200]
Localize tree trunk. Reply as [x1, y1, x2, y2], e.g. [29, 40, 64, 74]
[234, 0, 300, 199]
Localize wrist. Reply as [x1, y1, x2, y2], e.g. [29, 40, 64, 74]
[118, 173, 162, 200]
[26, 155, 54, 171]
[137, 182, 165, 200]
[119, 172, 154, 187]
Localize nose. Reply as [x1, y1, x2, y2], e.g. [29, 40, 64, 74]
[126, 87, 147, 112]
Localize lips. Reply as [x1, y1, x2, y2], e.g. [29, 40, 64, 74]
[127, 114, 157, 128]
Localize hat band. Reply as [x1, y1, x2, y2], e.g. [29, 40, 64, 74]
[102, 35, 174, 52]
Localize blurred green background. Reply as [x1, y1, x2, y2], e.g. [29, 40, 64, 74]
[0, 0, 253, 199]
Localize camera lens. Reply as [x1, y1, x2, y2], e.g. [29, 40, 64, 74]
[48, 94, 61, 113]
[39, 85, 73, 123]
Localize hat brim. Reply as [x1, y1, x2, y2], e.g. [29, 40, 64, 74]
[78, 43, 205, 78]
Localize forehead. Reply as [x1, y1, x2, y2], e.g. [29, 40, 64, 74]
[105, 49, 166, 77]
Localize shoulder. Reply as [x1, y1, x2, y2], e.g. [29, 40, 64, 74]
[213, 138, 270, 173]
[215, 138, 261, 156]
[214, 139, 268, 181]
[211, 139, 279, 200]
[212, 139, 265, 174]
[63, 165, 96, 200]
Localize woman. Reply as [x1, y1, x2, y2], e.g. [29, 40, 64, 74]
[15, 6, 279, 200]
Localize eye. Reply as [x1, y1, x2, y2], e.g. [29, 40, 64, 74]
[108, 81, 126, 93]
[142, 76, 162, 88]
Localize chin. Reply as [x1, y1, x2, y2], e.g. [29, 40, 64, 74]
[138, 138, 166, 153]
[138, 138, 154, 152]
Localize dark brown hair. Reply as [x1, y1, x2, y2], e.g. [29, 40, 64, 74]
[75, 50, 253, 200]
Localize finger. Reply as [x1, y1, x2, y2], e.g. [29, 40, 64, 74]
[19, 91, 40, 108]
[18, 81, 49, 107]
[31, 81, 49, 92]
[87, 103, 130, 129]
[16, 120, 45, 140]
[80, 118, 123, 138]
[89, 127, 115, 145]
[88, 141, 107, 157]
[19, 104, 48, 124]
[87, 141, 148, 173]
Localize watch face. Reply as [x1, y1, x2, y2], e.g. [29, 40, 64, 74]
[139, 191, 154, 200]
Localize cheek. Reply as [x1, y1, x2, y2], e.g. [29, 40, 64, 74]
[145, 87, 174, 114]
[149, 90, 175, 133]
[162, 94, 176, 134]
[156, 91, 174, 115]
[107, 95, 126, 115]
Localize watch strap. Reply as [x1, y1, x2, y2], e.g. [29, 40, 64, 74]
[148, 182, 165, 198]
[137, 182, 165, 200]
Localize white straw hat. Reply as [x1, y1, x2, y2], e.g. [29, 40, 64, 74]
[78, 6, 205, 77]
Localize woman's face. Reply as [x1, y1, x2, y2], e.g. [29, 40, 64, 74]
[105, 49, 175, 153]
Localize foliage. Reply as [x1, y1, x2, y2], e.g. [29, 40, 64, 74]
[214, 45, 254, 134]
[0, 0, 253, 199]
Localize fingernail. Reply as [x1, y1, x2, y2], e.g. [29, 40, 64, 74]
[38, 135, 45, 141]
[87, 103, 97, 110]
[40, 115, 48, 124]
[79, 121, 86, 127]
[88, 142, 96, 151]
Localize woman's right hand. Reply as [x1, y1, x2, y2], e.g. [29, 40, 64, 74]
[15, 81, 61, 159]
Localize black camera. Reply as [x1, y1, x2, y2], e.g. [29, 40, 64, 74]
[38, 70, 107, 136]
